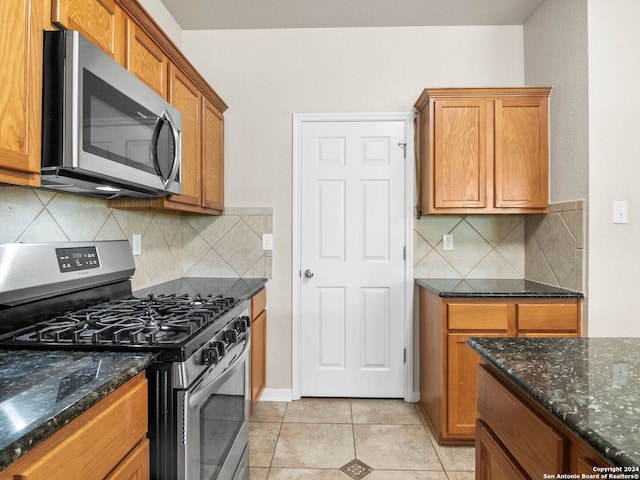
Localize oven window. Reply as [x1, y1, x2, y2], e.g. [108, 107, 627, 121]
[82, 69, 158, 173]
[199, 366, 247, 479]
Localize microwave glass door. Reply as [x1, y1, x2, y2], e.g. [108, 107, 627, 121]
[82, 69, 177, 179]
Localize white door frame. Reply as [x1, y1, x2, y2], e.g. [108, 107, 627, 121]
[292, 112, 415, 401]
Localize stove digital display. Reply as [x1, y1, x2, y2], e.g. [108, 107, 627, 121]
[55, 246, 100, 272]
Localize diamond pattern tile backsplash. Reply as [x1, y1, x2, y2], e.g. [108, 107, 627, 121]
[0, 185, 583, 294]
[0, 186, 273, 292]
[414, 200, 584, 292]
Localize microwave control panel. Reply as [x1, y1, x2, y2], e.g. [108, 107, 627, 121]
[55, 246, 100, 272]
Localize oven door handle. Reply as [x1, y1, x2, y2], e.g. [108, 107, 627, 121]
[188, 338, 249, 409]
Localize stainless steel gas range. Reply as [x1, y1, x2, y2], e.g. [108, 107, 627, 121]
[0, 240, 250, 480]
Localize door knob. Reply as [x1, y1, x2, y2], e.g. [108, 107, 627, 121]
[304, 269, 314, 279]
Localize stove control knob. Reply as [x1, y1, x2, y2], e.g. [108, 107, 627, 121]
[212, 341, 225, 357]
[202, 345, 219, 366]
[233, 318, 247, 333]
[224, 329, 238, 344]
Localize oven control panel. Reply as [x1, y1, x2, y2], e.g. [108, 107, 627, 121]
[55, 246, 100, 272]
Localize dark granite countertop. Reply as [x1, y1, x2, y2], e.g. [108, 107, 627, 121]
[416, 278, 583, 298]
[467, 337, 640, 468]
[0, 350, 153, 471]
[134, 277, 267, 300]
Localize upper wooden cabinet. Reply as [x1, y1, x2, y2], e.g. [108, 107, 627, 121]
[120, 0, 227, 215]
[52, 0, 125, 62]
[0, 0, 44, 187]
[414, 87, 551, 215]
[124, 18, 168, 97]
[109, 65, 225, 215]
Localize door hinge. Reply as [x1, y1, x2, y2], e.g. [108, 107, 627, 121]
[403, 348, 407, 364]
[403, 246, 406, 261]
[397, 142, 407, 159]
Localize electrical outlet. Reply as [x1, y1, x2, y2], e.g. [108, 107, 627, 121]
[262, 234, 273, 251]
[442, 234, 454, 251]
[132, 234, 142, 255]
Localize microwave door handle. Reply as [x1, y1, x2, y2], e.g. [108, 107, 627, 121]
[159, 110, 181, 190]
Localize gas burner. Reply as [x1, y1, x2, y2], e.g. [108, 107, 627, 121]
[13, 294, 240, 347]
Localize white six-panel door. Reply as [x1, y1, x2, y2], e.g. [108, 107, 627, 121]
[299, 119, 406, 397]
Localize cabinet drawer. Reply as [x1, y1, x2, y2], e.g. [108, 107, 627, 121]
[448, 304, 509, 330]
[517, 304, 578, 332]
[251, 287, 266, 319]
[478, 365, 567, 479]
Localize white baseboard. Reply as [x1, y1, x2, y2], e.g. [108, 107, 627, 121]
[258, 389, 420, 404]
[258, 388, 294, 402]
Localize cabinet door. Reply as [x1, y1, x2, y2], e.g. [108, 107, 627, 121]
[125, 20, 168, 97]
[476, 420, 530, 480]
[52, 0, 125, 62]
[0, 0, 42, 185]
[168, 65, 201, 207]
[433, 98, 488, 209]
[447, 332, 505, 436]
[201, 96, 224, 212]
[494, 96, 549, 208]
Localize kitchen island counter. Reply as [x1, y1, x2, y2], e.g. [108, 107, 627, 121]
[0, 350, 153, 471]
[467, 337, 640, 468]
[416, 278, 583, 298]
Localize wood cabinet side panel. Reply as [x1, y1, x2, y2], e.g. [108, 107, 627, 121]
[251, 309, 267, 413]
[418, 288, 445, 438]
[251, 288, 267, 319]
[1, 373, 148, 480]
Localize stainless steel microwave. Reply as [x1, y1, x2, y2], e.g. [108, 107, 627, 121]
[41, 30, 182, 199]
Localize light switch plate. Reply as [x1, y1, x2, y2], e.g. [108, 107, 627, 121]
[613, 200, 628, 224]
[262, 234, 273, 251]
[132, 234, 142, 255]
[442, 234, 454, 251]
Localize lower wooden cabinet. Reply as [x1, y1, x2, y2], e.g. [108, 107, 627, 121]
[0, 372, 149, 480]
[419, 287, 580, 444]
[476, 364, 611, 478]
[476, 420, 529, 480]
[250, 287, 267, 414]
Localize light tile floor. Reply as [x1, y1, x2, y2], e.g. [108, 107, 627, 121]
[249, 398, 475, 480]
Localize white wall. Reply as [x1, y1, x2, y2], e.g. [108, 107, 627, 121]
[181, 26, 526, 389]
[587, 0, 640, 336]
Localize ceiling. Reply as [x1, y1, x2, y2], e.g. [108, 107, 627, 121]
[158, 0, 547, 30]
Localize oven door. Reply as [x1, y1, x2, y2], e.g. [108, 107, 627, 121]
[178, 338, 250, 480]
